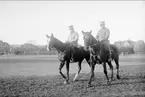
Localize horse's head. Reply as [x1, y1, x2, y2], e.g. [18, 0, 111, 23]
[46, 33, 55, 51]
[82, 30, 96, 47]
[46, 33, 66, 52]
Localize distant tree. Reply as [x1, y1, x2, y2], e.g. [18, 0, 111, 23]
[127, 39, 135, 48]
[0, 40, 3, 54]
[0, 40, 10, 55]
[11, 47, 25, 55]
[37, 45, 57, 55]
[134, 40, 145, 54]
[114, 40, 135, 55]
[21, 43, 39, 52]
[3, 42, 10, 54]
[38, 45, 47, 52]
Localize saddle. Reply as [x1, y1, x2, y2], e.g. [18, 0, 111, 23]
[65, 41, 79, 61]
[90, 43, 112, 64]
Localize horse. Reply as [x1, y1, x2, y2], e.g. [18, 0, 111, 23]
[46, 33, 90, 84]
[82, 30, 120, 86]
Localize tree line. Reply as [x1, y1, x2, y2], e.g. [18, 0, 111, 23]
[0, 39, 145, 55]
[114, 40, 145, 55]
[0, 41, 56, 55]
[0, 40, 10, 55]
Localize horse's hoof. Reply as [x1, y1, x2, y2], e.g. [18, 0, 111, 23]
[117, 75, 120, 79]
[92, 77, 96, 81]
[87, 84, 91, 88]
[73, 79, 78, 82]
[73, 78, 77, 82]
[110, 77, 113, 81]
[64, 81, 69, 84]
[107, 80, 111, 85]
[87, 82, 92, 87]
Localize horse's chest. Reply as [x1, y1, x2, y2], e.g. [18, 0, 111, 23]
[58, 52, 67, 61]
[58, 51, 71, 61]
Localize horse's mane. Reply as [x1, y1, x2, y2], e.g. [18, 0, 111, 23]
[53, 37, 64, 45]
[89, 33, 98, 45]
[52, 36, 67, 52]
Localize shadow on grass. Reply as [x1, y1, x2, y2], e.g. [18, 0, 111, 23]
[87, 75, 145, 87]
[68, 73, 145, 87]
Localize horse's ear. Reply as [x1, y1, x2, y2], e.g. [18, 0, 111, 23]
[51, 33, 54, 37]
[82, 30, 84, 34]
[90, 30, 92, 34]
[46, 34, 50, 38]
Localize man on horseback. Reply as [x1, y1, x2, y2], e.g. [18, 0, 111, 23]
[96, 21, 112, 62]
[67, 25, 79, 61]
[67, 25, 79, 46]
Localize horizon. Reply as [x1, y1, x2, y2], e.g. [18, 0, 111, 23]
[8, 39, 145, 46]
[0, 1, 145, 46]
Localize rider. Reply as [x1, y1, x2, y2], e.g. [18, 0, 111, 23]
[96, 21, 112, 62]
[67, 25, 79, 61]
[67, 25, 79, 46]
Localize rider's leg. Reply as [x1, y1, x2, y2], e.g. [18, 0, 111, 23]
[70, 43, 75, 61]
[107, 43, 112, 62]
[71, 41, 78, 61]
[103, 40, 111, 62]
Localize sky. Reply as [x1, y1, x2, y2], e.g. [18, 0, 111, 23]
[0, 1, 145, 45]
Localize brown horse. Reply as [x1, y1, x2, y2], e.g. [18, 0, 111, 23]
[82, 30, 120, 86]
[46, 33, 90, 84]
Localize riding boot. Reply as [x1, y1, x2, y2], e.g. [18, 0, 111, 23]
[71, 46, 75, 61]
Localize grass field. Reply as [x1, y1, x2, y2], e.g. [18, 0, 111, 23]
[0, 54, 145, 97]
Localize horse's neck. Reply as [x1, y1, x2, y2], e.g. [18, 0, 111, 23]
[90, 35, 98, 45]
[53, 38, 66, 52]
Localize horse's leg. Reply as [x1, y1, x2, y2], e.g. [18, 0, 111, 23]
[114, 58, 120, 79]
[107, 62, 113, 81]
[85, 56, 96, 80]
[103, 62, 109, 83]
[73, 61, 82, 81]
[64, 61, 70, 84]
[86, 57, 91, 67]
[59, 62, 66, 79]
[88, 63, 95, 87]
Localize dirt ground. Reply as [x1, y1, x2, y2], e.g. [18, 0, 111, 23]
[0, 54, 145, 97]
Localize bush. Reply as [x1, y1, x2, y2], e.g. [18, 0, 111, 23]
[0, 40, 10, 54]
[134, 40, 145, 53]
[114, 40, 135, 55]
[13, 47, 25, 55]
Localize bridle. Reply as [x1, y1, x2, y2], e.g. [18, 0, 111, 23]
[83, 34, 101, 62]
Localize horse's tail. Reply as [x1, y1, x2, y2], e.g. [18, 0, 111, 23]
[110, 44, 119, 54]
[110, 44, 119, 60]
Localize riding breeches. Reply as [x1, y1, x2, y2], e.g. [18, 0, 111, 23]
[100, 40, 111, 58]
[101, 40, 110, 51]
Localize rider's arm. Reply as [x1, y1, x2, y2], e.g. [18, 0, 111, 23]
[96, 31, 100, 40]
[68, 34, 71, 42]
[105, 29, 110, 40]
[68, 32, 79, 42]
[75, 32, 79, 41]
